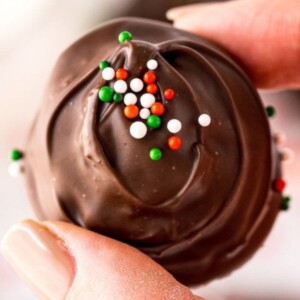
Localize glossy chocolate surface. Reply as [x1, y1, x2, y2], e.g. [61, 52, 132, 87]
[25, 18, 281, 285]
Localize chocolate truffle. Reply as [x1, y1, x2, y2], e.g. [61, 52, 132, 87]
[24, 18, 283, 285]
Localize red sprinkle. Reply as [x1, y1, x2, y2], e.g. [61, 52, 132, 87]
[143, 71, 156, 84]
[273, 178, 286, 192]
[124, 105, 139, 119]
[164, 88, 175, 101]
[151, 102, 165, 116]
[146, 83, 158, 95]
[168, 136, 182, 150]
[116, 68, 129, 80]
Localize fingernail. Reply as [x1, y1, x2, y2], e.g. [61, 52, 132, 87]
[1, 219, 74, 300]
[166, 7, 189, 21]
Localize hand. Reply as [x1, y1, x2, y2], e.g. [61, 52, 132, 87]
[1, 220, 202, 299]
[167, 0, 300, 89]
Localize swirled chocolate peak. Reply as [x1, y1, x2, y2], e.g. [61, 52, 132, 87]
[24, 18, 283, 285]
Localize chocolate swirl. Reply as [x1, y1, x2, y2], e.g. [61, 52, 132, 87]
[24, 18, 282, 285]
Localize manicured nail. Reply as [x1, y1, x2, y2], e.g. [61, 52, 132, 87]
[166, 5, 196, 21]
[1, 219, 74, 300]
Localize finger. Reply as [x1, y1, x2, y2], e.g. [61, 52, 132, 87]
[167, 0, 300, 89]
[1, 219, 202, 300]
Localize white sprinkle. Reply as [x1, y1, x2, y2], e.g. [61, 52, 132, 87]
[198, 114, 211, 127]
[140, 93, 155, 108]
[102, 67, 115, 81]
[130, 121, 147, 139]
[114, 80, 127, 94]
[147, 59, 158, 70]
[139, 108, 150, 119]
[8, 161, 24, 178]
[124, 93, 137, 105]
[130, 78, 144, 92]
[167, 119, 182, 133]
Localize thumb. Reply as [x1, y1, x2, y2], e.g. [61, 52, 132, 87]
[167, 0, 300, 89]
[1, 219, 202, 300]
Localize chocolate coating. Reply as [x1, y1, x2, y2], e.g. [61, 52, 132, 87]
[25, 18, 282, 285]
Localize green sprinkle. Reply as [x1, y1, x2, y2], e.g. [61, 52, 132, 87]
[281, 195, 291, 211]
[147, 115, 161, 129]
[118, 31, 132, 43]
[99, 86, 114, 102]
[99, 60, 109, 70]
[266, 106, 276, 117]
[10, 149, 23, 161]
[149, 148, 162, 161]
[113, 93, 123, 103]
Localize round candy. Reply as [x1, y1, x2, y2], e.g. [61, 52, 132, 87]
[130, 78, 144, 92]
[151, 102, 165, 116]
[124, 105, 139, 119]
[130, 121, 147, 139]
[102, 67, 115, 81]
[198, 114, 211, 127]
[143, 71, 157, 84]
[10, 149, 23, 161]
[147, 59, 158, 70]
[147, 115, 161, 129]
[99, 60, 109, 70]
[114, 80, 127, 94]
[124, 93, 137, 105]
[146, 83, 158, 95]
[139, 108, 150, 119]
[164, 88, 175, 101]
[140, 93, 155, 108]
[118, 31, 132, 43]
[8, 161, 24, 178]
[273, 178, 286, 192]
[266, 105, 276, 117]
[116, 68, 129, 80]
[168, 136, 182, 150]
[113, 93, 123, 103]
[99, 86, 114, 102]
[149, 148, 162, 161]
[167, 119, 182, 133]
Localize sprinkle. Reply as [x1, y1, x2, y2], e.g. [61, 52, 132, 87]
[198, 114, 211, 127]
[151, 102, 165, 116]
[99, 86, 114, 102]
[146, 83, 158, 95]
[140, 93, 155, 108]
[10, 149, 23, 161]
[99, 60, 109, 70]
[139, 108, 150, 119]
[147, 59, 158, 70]
[266, 105, 276, 117]
[116, 68, 129, 80]
[274, 131, 286, 145]
[113, 93, 123, 103]
[168, 136, 182, 150]
[143, 71, 157, 84]
[102, 67, 115, 81]
[124, 105, 139, 119]
[114, 80, 127, 94]
[273, 178, 286, 192]
[130, 78, 144, 92]
[280, 148, 295, 162]
[118, 31, 132, 43]
[147, 115, 161, 129]
[8, 161, 24, 178]
[164, 88, 175, 101]
[124, 93, 137, 105]
[167, 119, 182, 133]
[149, 148, 162, 161]
[130, 121, 147, 139]
[281, 195, 291, 211]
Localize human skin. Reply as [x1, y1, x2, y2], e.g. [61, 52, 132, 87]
[1, 0, 300, 299]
